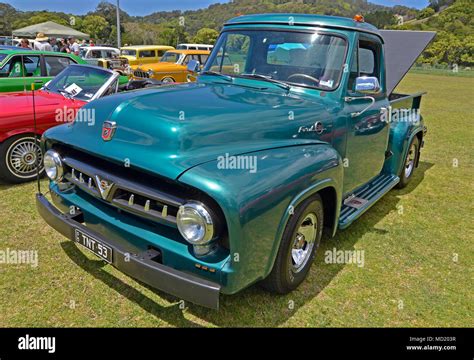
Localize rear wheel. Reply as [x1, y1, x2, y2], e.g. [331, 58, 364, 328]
[396, 136, 420, 189]
[0, 135, 43, 184]
[261, 194, 324, 294]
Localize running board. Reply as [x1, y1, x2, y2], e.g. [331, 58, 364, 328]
[338, 174, 400, 229]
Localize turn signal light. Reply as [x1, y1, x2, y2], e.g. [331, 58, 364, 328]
[354, 14, 365, 23]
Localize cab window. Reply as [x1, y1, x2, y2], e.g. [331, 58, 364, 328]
[347, 38, 381, 91]
[139, 50, 156, 58]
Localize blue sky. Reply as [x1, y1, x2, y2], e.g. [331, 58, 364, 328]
[6, 0, 430, 16]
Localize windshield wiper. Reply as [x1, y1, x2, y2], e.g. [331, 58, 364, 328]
[58, 89, 74, 100]
[240, 73, 291, 91]
[200, 70, 233, 82]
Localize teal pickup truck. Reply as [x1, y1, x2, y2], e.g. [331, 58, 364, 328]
[37, 14, 435, 309]
[0, 49, 86, 92]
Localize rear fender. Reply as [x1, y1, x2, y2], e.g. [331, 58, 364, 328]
[383, 113, 425, 176]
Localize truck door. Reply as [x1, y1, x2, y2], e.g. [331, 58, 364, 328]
[343, 34, 390, 195]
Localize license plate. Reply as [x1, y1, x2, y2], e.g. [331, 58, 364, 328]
[74, 229, 113, 263]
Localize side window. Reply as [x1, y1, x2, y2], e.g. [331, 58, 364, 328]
[0, 56, 20, 77]
[2, 55, 42, 77]
[348, 39, 381, 91]
[44, 56, 74, 76]
[24, 56, 42, 77]
[359, 40, 380, 78]
[359, 48, 375, 76]
[139, 50, 156, 58]
[158, 50, 166, 57]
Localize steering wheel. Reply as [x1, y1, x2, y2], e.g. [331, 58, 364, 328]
[287, 73, 320, 85]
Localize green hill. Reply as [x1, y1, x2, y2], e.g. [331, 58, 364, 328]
[395, 0, 473, 67]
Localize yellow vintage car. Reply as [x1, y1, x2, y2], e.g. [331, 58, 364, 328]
[132, 49, 211, 83]
[120, 45, 175, 69]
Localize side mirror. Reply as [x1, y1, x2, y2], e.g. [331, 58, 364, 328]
[187, 59, 200, 73]
[354, 76, 381, 95]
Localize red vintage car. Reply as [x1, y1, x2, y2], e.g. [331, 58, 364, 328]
[0, 64, 157, 183]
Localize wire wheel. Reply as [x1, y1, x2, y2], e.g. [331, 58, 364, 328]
[6, 137, 43, 179]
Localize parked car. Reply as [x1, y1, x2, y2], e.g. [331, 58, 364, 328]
[119, 45, 175, 69]
[80, 45, 130, 75]
[177, 43, 214, 51]
[0, 49, 86, 92]
[37, 14, 435, 309]
[80, 46, 120, 64]
[132, 49, 211, 83]
[0, 64, 156, 183]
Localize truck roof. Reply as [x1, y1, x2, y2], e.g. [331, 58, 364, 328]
[225, 13, 382, 40]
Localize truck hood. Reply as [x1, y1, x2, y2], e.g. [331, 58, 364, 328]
[45, 82, 334, 180]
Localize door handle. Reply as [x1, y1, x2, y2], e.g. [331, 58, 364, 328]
[345, 96, 376, 118]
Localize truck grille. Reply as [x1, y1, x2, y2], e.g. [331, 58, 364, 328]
[61, 156, 183, 227]
[133, 69, 149, 78]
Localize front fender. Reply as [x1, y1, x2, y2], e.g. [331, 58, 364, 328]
[178, 143, 343, 294]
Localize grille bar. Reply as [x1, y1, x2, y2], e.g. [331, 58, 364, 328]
[61, 156, 183, 227]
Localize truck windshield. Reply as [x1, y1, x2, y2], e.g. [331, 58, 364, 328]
[160, 52, 181, 63]
[204, 30, 347, 91]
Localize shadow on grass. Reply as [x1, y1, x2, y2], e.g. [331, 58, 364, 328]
[60, 241, 203, 327]
[60, 161, 434, 327]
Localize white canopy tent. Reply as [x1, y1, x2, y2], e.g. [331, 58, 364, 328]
[12, 21, 89, 40]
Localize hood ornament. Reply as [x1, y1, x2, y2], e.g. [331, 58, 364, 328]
[102, 121, 117, 141]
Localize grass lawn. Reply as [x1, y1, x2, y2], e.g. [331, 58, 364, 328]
[0, 73, 472, 327]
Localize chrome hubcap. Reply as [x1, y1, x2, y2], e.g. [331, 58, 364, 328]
[291, 213, 317, 272]
[404, 144, 416, 178]
[8, 138, 43, 177]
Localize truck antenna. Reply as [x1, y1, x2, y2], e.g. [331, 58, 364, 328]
[31, 80, 43, 195]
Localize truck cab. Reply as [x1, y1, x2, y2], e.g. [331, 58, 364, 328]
[37, 14, 435, 309]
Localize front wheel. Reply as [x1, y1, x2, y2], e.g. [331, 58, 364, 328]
[261, 194, 324, 294]
[0, 135, 44, 184]
[396, 136, 420, 189]
[161, 77, 175, 84]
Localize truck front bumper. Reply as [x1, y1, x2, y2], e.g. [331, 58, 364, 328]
[36, 193, 221, 310]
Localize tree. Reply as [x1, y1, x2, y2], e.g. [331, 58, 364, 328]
[80, 15, 110, 42]
[192, 28, 219, 44]
[417, 7, 435, 20]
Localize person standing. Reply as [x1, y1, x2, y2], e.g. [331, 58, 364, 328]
[33, 32, 52, 51]
[19, 38, 31, 49]
[67, 36, 80, 56]
[59, 39, 69, 53]
[50, 37, 59, 52]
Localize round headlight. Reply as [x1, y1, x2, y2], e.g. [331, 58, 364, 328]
[146, 69, 154, 77]
[43, 150, 63, 182]
[177, 202, 215, 245]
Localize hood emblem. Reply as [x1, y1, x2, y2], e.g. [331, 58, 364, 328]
[95, 175, 114, 200]
[102, 121, 117, 141]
